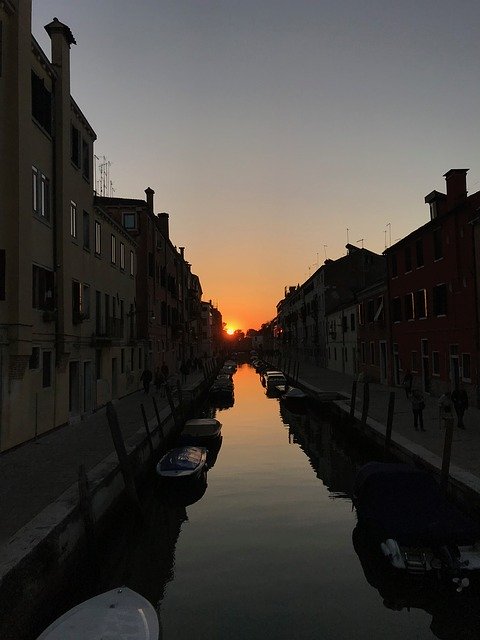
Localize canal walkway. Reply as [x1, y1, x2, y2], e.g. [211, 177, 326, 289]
[0, 370, 205, 545]
[292, 360, 480, 494]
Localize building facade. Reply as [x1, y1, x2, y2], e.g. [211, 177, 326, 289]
[0, 5, 140, 451]
[384, 169, 480, 400]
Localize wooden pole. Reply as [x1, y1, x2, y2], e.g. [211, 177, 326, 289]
[106, 402, 142, 516]
[349, 381, 357, 420]
[361, 381, 369, 426]
[441, 417, 455, 492]
[384, 391, 395, 457]
[165, 382, 180, 429]
[152, 397, 165, 442]
[140, 402, 155, 460]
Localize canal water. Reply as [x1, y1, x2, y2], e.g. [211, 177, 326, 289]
[40, 363, 480, 639]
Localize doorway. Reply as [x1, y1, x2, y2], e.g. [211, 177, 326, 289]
[69, 361, 80, 417]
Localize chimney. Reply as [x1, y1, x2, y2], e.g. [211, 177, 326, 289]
[145, 187, 154, 214]
[44, 18, 76, 94]
[157, 212, 169, 239]
[179, 247, 185, 260]
[444, 169, 468, 210]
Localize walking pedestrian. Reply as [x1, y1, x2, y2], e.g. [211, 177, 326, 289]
[411, 389, 426, 431]
[140, 367, 153, 394]
[451, 385, 468, 429]
[402, 370, 413, 398]
[154, 367, 166, 396]
[439, 392, 454, 430]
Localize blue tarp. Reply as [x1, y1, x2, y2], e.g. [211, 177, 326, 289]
[354, 462, 480, 547]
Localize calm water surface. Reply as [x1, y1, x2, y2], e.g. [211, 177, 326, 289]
[50, 364, 480, 639]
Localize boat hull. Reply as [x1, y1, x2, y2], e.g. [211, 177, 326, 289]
[36, 587, 159, 639]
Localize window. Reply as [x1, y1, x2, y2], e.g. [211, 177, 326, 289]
[374, 297, 384, 323]
[370, 342, 375, 365]
[70, 202, 77, 238]
[392, 297, 402, 322]
[0, 249, 5, 300]
[32, 167, 38, 213]
[71, 125, 81, 167]
[433, 228, 443, 260]
[121, 348, 125, 373]
[350, 313, 355, 331]
[0, 21, 3, 78]
[391, 253, 398, 277]
[411, 351, 419, 372]
[123, 213, 136, 230]
[31, 71, 52, 134]
[32, 167, 50, 220]
[432, 351, 440, 376]
[82, 284, 90, 319]
[29, 347, 40, 370]
[130, 250, 134, 276]
[111, 234, 116, 264]
[405, 246, 412, 272]
[96, 349, 102, 380]
[366, 299, 375, 323]
[357, 302, 364, 325]
[83, 211, 90, 249]
[416, 239, 424, 268]
[42, 351, 52, 388]
[404, 293, 414, 320]
[82, 139, 90, 181]
[342, 316, 347, 332]
[120, 242, 125, 270]
[72, 280, 81, 322]
[95, 221, 101, 254]
[462, 354, 471, 381]
[415, 289, 427, 319]
[433, 283, 447, 316]
[32, 265, 54, 310]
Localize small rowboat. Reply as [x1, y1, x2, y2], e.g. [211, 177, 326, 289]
[182, 418, 222, 438]
[36, 587, 159, 639]
[156, 446, 207, 479]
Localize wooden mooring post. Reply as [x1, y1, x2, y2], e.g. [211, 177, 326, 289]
[441, 418, 455, 492]
[106, 402, 142, 517]
[152, 397, 165, 443]
[360, 381, 369, 426]
[349, 381, 357, 420]
[384, 391, 395, 457]
[140, 402, 155, 463]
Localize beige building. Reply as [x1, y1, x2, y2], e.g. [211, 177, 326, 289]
[0, 3, 140, 451]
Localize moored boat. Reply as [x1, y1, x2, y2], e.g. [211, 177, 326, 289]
[36, 587, 159, 639]
[156, 446, 208, 479]
[353, 462, 480, 589]
[182, 418, 222, 438]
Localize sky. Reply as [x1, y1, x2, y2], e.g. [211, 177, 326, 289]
[32, 0, 480, 332]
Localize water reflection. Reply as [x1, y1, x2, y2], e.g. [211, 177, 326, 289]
[279, 400, 357, 499]
[352, 524, 480, 639]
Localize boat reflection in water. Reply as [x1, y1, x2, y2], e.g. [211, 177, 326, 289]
[352, 524, 480, 639]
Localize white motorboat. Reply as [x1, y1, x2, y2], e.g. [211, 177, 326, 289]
[156, 446, 207, 479]
[36, 587, 159, 639]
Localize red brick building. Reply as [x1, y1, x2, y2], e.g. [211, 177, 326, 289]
[384, 169, 480, 401]
[356, 279, 389, 384]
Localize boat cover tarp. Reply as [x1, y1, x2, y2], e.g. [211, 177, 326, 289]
[354, 462, 480, 547]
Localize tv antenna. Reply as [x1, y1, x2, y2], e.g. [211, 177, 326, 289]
[357, 238, 364, 248]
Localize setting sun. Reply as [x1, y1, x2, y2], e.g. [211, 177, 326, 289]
[226, 328, 235, 335]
